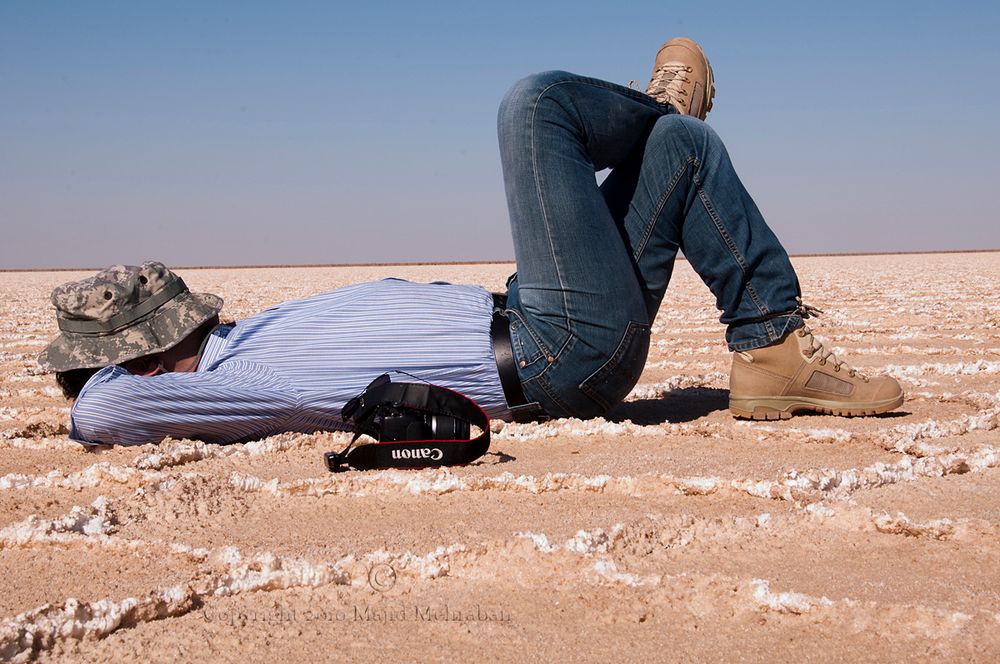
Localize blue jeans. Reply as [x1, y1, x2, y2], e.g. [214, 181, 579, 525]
[498, 71, 803, 419]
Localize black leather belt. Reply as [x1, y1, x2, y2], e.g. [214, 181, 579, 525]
[490, 293, 547, 422]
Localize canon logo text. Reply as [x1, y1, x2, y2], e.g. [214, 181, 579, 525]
[391, 447, 444, 461]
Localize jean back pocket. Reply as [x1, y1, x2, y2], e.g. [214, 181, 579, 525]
[578, 321, 651, 412]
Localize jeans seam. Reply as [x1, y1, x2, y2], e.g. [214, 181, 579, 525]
[507, 308, 551, 362]
[633, 155, 694, 264]
[743, 282, 777, 339]
[508, 305, 578, 384]
[528, 83, 572, 338]
[578, 320, 649, 410]
[728, 315, 802, 352]
[537, 331, 578, 380]
[526, 371, 574, 415]
[525, 75, 670, 337]
[696, 185, 770, 321]
[673, 118, 771, 326]
[510, 324, 543, 365]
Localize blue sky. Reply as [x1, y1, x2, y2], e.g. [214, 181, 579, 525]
[2, 1, 998, 268]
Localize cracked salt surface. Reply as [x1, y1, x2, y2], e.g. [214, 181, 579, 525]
[2, 257, 999, 660]
[222, 440, 1000, 507]
[751, 578, 833, 614]
[1, 479, 997, 659]
[887, 360, 1000, 378]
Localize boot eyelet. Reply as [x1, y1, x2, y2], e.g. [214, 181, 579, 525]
[834, 365, 840, 372]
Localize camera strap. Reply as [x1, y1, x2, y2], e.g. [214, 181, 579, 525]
[324, 374, 491, 472]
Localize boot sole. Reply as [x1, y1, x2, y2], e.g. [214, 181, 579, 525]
[690, 44, 715, 119]
[729, 393, 904, 420]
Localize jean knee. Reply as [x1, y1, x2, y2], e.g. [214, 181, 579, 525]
[649, 114, 726, 164]
[497, 70, 574, 133]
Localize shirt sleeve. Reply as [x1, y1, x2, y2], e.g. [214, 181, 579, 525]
[69, 363, 302, 446]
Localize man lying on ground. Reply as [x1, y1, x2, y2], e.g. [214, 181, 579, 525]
[39, 38, 904, 446]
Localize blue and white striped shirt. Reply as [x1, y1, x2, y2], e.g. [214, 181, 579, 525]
[70, 279, 510, 446]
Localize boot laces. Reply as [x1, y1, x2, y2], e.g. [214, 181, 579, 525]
[645, 63, 692, 106]
[793, 296, 823, 319]
[738, 298, 869, 382]
[796, 324, 869, 382]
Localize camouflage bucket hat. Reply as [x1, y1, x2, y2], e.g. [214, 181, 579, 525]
[37, 261, 223, 372]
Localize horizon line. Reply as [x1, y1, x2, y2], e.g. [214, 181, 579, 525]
[1, 247, 998, 273]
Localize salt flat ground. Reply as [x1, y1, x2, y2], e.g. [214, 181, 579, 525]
[1, 253, 999, 662]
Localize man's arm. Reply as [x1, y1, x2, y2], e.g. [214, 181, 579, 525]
[70, 362, 302, 446]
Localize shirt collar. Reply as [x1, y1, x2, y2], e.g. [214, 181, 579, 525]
[196, 323, 234, 371]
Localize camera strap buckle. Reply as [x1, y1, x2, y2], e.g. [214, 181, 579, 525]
[325, 374, 491, 473]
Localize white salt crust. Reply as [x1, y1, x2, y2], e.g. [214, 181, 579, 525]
[0, 587, 193, 662]
[751, 579, 833, 614]
[887, 360, 1000, 379]
[0, 436, 80, 451]
[747, 390, 1000, 458]
[652, 342, 721, 356]
[493, 417, 724, 442]
[226, 441, 1000, 505]
[2, 495, 990, 660]
[845, 345, 997, 357]
[0, 339, 47, 348]
[3, 266, 999, 660]
[131, 432, 346, 471]
[0, 433, 350, 491]
[803, 502, 999, 542]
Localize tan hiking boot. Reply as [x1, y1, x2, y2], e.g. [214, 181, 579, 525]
[729, 325, 904, 420]
[645, 37, 715, 119]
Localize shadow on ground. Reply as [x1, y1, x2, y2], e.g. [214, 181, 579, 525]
[608, 387, 729, 425]
[608, 388, 912, 425]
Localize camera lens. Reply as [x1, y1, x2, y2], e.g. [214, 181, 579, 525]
[430, 415, 469, 440]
